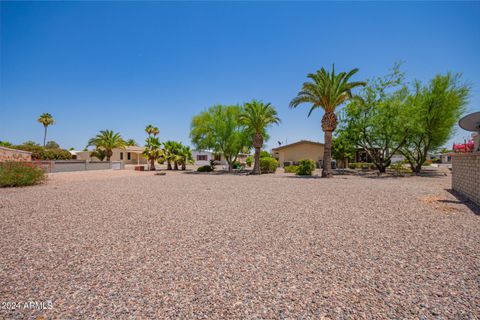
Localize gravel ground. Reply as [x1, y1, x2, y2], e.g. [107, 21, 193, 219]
[0, 169, 479, 319]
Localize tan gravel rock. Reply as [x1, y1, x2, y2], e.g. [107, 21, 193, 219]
[1, 170, 479, 319]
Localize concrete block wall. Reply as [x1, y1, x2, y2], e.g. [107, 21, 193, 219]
[452, 152, 480, 206]
[0, 146, 32, 162]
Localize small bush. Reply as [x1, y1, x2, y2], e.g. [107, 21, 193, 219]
[14, 144, 72, 160]
[232, 161, 242, 170]
[423, 159, 432, 166]
[348, 162, 376, 170]
[197, 165, 213, 172]
[245, 156, 253, 167]
[0, 162, 46, 187]
[297, 159, 315, 176]
[389, 162, 412, 176]
[260, 151, 271, 158]
[284, 165, 299, 173]
[260, 157, 278, 174]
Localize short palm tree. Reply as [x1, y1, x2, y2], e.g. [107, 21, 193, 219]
[87, 130, 126, 161]
[178, 145, 194, 170]
[239, 100, 280, 174]
[163, 141, 182, 170]
[37, 113, 54, 147]
[143, 136, 163, 170]
[290, 66, 365, 177]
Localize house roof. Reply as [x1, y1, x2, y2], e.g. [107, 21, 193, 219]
[125, 146, 145, 153]
[271, 140, 324, 151]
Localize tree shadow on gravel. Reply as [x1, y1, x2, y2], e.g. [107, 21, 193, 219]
[444, 189, 480, 215]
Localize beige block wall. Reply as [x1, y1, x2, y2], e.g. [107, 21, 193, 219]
[0, 147, 32, 162]
[452, 152, 480, 206]
[273, 143, 324, 167]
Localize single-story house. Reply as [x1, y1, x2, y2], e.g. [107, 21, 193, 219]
[272, 140, 324, 168]
[0, 146, 32, 162]
[192, 150, 251, 167]
[72, 146, 148, 165]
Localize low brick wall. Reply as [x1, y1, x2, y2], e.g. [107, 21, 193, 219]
[452, 152, 480, 206]
[0, 146, 32, 162]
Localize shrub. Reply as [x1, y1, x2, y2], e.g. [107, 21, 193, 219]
[14, 144, 72, 160]
[197, 165, 213, 172]
[296, 159, 316, 176]
[232, 161, 242, 170]
[284, 165, 299, 173]
[260, 150, 271, 158]
[260, 157, 278, 173]
[423, 159, 432, 166]
[0, 162, 46, 187]
[348, 162, 376, 170]
[245, 156, 253, 167]
[389, 162, 412, 176]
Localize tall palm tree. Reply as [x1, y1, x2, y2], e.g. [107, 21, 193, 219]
[37, 113, 54, 147]
[290, 66, 365, 178]
[145, 124, 159, 137]
[239, 100, 280, 174]
[87, 130, 126, 161]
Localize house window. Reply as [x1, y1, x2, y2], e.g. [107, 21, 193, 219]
[196, 155, 208, 161]
[214, 154, 221, 161]
[120, 152, 123, 160]
[127, 152, 131, 160]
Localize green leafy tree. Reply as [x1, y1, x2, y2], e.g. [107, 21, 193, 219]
[37, 113, 54, 147]
[400, 74, 469, 173]
[290, 66, 365, 178]
[190, 105, 251, 172]
[45, 141, 60, 149]
[339, 65, 409, 173]
[239, 100, 280, 174]
[332, 133, 355, 169]
[87, 130, 126, 161]
[0, 141, 13, 147]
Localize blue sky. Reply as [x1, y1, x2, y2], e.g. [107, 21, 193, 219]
[1, 1, 479, 150]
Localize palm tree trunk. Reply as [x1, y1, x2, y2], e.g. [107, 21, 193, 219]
[150, 158, 155, 171]
[252, 147, 261, 175]
[322, 130, 333, 178]
[252, 133, 263, 175]
[43, 126, 47, 147]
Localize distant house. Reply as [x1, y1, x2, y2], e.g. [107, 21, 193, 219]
[192, 150, 251, 167]
[272, 140, 324, 167]
[72, 146, 148, 165]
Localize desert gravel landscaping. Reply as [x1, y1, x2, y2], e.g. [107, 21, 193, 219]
[1, 170, 479, 319]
